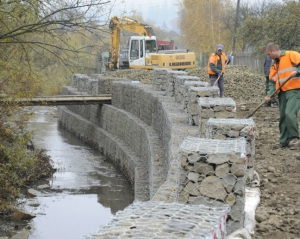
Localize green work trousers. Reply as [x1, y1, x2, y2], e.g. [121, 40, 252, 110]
[278, 89, 300, 146]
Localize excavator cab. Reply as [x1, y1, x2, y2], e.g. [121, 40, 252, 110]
[129, 36, 157, 68]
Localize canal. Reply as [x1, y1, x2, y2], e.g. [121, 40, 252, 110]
[23, 106, 134, 239]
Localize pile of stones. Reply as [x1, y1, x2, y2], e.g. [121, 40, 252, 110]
[101, 69, 154, 84]
[100, 65, 266, 104]
[187, 66, 266, 104]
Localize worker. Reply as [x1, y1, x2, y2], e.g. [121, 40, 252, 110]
[265, 43, 300, 148]
[263, 55, 272, 107]
[207, 44, 231, 97]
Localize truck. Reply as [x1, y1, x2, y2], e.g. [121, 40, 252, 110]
[107, 16, 195, 71]
[157, 40, 175, 50]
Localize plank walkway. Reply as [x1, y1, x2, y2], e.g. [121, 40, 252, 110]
[0, 95, 112, 106]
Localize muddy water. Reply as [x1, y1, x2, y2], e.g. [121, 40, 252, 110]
[24, 106, 134, 239]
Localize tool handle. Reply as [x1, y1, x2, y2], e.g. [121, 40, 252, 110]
[213, 74, 221, 86]
[246, 76, 293, 118]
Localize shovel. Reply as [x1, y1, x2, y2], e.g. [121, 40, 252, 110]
[213, 74, 221, 87]
[247, 75, 293, 118]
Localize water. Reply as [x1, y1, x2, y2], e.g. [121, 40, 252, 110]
[24, 106, 134, 239]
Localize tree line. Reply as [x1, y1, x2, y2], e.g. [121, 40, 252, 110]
[178, 0, 300, 56]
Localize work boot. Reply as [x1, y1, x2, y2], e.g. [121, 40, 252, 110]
[263, 102, 271, 107]
[288, 138, 300, 149]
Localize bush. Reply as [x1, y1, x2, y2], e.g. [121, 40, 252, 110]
[0, 114, 55, 212]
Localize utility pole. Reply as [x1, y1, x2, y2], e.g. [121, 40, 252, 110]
[232, 0, 241, 54]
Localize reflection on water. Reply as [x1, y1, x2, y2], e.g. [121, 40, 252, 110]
[28, 195, 111, 239]
[25, 107, 134, 239]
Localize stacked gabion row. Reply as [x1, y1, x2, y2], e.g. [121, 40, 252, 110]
[179, 80, 209, 112]
[165, 70, 188, 97]
[198, 97, 236, 137]
[205, 118, 257, 182]
[178, 137, 248, 234]
[91, 75, 126, 94]
[70, 74, 91, 93]
[152, 68, 171, 91]
[152, 68, 187, 93]
[174, 75, 202, 103]
[187, 86, 219, 126]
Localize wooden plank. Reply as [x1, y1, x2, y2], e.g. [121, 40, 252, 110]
[0, 95, 112, 106]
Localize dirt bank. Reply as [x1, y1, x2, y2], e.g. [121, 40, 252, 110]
[237, 103, 300, 239]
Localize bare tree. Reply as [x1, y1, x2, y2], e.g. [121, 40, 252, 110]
[0, 0, 117, 69]
[0, 0, 121, 97]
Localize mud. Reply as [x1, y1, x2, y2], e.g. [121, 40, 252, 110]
[237, 103, 300, 239]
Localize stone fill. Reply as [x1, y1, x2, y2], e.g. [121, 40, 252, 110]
[93, 201, 229, 239]
[198, 97, 236, 136]
[179, 137, 248, 234]
[181, 80, 209, 112]
[165, 70, 188, 97]
[205, 118, 257, 181]
[152, 68, 187, 93]
[187, 86, 219, 126]
[174, 75, 202, 103]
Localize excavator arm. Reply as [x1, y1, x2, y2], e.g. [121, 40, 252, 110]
[108, 16, 155, 70]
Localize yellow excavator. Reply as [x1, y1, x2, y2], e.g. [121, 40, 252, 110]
[107, 16, 196, 71]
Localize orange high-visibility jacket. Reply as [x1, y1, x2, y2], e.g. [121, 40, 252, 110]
[269, 50, 300, 92]
[207, 53, 227, 75]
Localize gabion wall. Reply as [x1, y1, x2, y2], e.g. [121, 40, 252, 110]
[174, 75, 201, 103]
[178, 81, 208, 114]
[60, 69, 257, 238]
[198, 97, 236, 137]
[152, 68, 170, 91]
[179, 81, 209, 112]
[152, 68, 187, 93]
[187, 86, 219, 126]
[205, 118, 257, 182]
[91, 75, 126, 94]
[70, 73, 127, 95]
[165, 70, 188, 97]
[69, 74, 91, 93]
[178, 137, 248, 234]
[93, 201, 229, 239]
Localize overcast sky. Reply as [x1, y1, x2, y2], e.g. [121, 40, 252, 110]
[111, 0, 179, 31]
[110, 0, 284, 32]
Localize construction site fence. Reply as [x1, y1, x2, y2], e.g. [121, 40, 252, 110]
[198, 53, 265, 74]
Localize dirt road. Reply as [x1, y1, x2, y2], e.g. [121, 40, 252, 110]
[237, 103, 300, 239]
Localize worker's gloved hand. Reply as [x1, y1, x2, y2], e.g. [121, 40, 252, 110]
[265, 96, 271, 102]
[218, 72, 223, 77]
[227, 55, 232, 62]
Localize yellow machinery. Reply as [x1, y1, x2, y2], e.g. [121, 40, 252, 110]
[107, 16, 196, 71]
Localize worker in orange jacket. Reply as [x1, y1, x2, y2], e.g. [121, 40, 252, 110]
[207, 44, 231, 97]
[265, 43, 300, 148]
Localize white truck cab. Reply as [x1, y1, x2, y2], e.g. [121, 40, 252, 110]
[129, 36, 157, 67]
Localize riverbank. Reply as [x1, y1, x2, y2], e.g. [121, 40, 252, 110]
[0, 106, 134, 239]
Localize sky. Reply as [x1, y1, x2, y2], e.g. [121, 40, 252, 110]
[108, 0, 284, 33]
[111, 0, 179, 32]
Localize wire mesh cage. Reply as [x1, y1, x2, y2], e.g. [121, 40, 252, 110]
[178, 137, 248, 234]
[198, 98, 236, 136]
